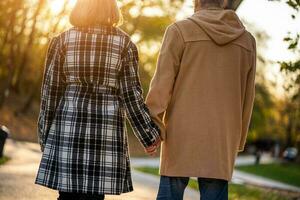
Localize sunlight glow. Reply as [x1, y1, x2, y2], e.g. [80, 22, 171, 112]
[49, 0, 77, 14]
[50, 0, 64, 14]
[143, 7, 164, 17]
[129, 7, 140, 18]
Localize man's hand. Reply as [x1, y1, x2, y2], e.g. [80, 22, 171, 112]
[145, 138, 161, 156]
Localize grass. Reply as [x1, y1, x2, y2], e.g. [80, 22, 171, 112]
[135, 167, 290, 200]
[0, 156, 10, 165]
[237, 163, 300, 188]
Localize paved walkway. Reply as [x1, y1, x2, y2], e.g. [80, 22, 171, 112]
[0, 140, 198, 200]
[131, 155, 300, 193]
[232, 170, 300, 193]
[0, 140, 57, 200]
[1, 139, 300, 200]
[131, 154, 275, 168]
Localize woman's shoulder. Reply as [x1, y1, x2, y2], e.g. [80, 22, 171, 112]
[47, 28, 76, 43]
[48, 26, 136, 49]
[59, 26, 131, 40]
[58, 27, 80, 39]
[114, 27, 130, 38]
[114, 27, 137, 47]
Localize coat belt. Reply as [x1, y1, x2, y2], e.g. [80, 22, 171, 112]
[66, 83, 119, 95]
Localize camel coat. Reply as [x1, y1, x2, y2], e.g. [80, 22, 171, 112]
[146, 8, 256, 181]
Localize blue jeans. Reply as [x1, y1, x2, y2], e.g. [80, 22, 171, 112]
[157, 176, 228, 200]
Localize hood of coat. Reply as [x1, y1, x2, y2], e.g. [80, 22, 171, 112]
[189, 8, 245, 45]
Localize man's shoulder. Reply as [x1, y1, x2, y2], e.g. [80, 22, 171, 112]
[247, 31, 256, 48]
[172, 18, 195, 30]
[235, 31, 256, 52]
[167, 18, 209, 42]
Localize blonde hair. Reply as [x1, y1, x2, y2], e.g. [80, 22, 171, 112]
[70, 0, 123, 27]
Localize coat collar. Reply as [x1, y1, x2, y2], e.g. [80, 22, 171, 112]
[74, 25, 118, 35]
[195, 6, 224, 12]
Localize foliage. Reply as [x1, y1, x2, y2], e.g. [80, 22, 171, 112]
[0, 0, 297, 149]
[119, 0, 184, 94]
[0, 0, 72, 111]
[0, 0, 184, 112]
[243, 23, 284, 142]
[279, 0, 300, 148]
[0, 0, 186, 146]
[286, 0, 300, 11]
[248, 82, 278, 141]
[0, 156, 10, 165]
[267, 0, 300, 148]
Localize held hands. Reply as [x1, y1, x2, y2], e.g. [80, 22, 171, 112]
[145, 138, 161, 156]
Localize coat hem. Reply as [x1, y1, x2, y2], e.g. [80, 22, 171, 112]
[159, 170, 232, 182]
[35, 180, 133, 195]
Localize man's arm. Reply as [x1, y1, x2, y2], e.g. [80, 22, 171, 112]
[146, 24, 185, 140]
[239, 39, 257, 152]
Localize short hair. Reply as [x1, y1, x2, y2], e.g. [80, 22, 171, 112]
[70, 0, 123, 27]
[199, 0, 225, 7]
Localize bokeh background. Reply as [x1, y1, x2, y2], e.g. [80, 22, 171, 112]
[0, 0, 299, 156]
[0, 0, 300, 199]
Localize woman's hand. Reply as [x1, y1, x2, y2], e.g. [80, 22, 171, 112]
[145, 138, 161, 156]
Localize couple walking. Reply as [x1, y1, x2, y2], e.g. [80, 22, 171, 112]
[35, 0, 256, 199]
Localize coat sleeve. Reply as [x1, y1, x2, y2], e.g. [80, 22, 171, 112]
[146, 24, 185, 140]
[239, 39, 257, 152]
[119, 40, 161, 148]
[38, 36, 66, 151]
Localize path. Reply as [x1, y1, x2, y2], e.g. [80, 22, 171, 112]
[131, 154, 275, 168]
[232, 170, 300, 193]
[131, 155, 300, 193]
[0, 140, 198, 200]
[1, 139, 299, 200]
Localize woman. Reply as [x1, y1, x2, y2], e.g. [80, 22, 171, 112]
[35, 0, 161, 199]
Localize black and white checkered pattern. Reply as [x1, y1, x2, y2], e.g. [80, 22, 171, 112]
[35, 26, 160, 195]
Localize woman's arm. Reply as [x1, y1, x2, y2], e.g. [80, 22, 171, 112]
[38, 36, 66, 151]
[119, 40, 160, 149]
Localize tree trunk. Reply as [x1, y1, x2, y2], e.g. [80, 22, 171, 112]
[16, 75, 42, 115]
[0, 0, 22, 109]
[0, 0, 25, 109]
[11, 0, 46, 92]
[15, 2, 69, 114]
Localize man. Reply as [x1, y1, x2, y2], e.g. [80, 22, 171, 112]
[146, 0, 256, 199]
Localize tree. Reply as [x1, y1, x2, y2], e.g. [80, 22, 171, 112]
[0, 0, 71, 110]
[119, 0, 184, 92]
[0, 0, 185, 113]
[279, 0, 300, 148]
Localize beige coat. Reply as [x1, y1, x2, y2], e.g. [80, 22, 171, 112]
[146, 8, 256, 181]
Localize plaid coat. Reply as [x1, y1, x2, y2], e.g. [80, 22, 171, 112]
[35, 26, 160, 195]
